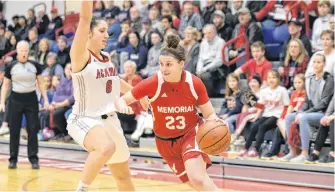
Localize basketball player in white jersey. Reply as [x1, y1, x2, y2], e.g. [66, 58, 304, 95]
[67, 1, 148, 191]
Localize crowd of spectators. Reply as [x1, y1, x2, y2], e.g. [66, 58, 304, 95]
[0, 0, 333, 164]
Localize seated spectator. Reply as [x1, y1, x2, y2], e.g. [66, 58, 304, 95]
[280, 54, 334, 162]
[118, 0, 132, 22]
[234, 41, 272, 87]
[196, 24, 226, 97]
[212, 10, 233, 42]
[140, 31, 162, 78]
[57, 36, 70, 68]
[130, 7, 142, 34]
[229, 8, 263, 68]
[42, 52, 64, 78]
[280, 19, 312, 61]
[44, 8, 63, 40]
[161, 3, 180, 30]
[27, 9, 36, 30]
[329, 15, 335, 33]
[116, 20, 131, 54]
[262, 73, 306, 159]
[306, 30, 335, 77]
[7, 15, 20, 33]
[38, 75, 55, 141]
[179, 1, 203, 38]
[104, 13, 121, 53]
[202, 0, 216, 25]
[148, 7, 163, 34]
[36, 38, 49, 68]
[15, 16, 28, 41]
[182, 26, 200, 75]
[238, 70, 290, 158]
[28, 27, 39, 60]
[47, 63, 73, 142]
[226, 0, 243, 28]
[118, 60, 143, 133]
[93, 0, 106, 18]
[0, 24, 9, 58]
[279, 39, 309, 90]
[36, 10, 50, 35]
[140, 18, 153, 49]
[214, 1, 232, 15]
[160, 15, 174, 36]
[305, 95, 334, 164]
[219, 73, 243, 133]
[138, 0, 149, 20]
[312, 0, 332, 51]
[120, 31, 148, 72]
[232, 75, 262, 144]
[103, 0, 120, 18]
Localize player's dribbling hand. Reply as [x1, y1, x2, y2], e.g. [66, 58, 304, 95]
[139, 97, 150, 111]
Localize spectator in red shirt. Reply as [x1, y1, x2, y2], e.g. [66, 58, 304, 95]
[234, 41, 272, 88]
[118, 60, 143, 133]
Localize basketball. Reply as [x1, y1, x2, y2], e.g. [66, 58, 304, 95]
[196, 120, 231, 155]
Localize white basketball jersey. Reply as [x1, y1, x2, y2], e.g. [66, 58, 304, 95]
[71, 52, 120, 117]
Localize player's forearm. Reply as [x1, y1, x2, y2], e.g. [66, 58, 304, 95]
[120, 79, 133, 94]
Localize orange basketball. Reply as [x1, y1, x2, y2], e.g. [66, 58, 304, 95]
[196, 120, 231, 155]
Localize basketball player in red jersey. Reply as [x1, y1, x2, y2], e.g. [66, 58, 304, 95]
[115, 34, 221, 191]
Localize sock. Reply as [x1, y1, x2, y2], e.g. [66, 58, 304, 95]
[76, 180, 90, 192]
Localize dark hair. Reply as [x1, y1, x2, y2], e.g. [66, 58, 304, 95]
[150, 30, 163, 41]
[161, 34, 185, 61]
[251, 41, 266, 51]
[90, 16, 107, 32]
[161, 15, 173, 23]
[314, 53, 327, 63]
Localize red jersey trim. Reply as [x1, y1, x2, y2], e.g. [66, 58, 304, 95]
[88, 49, 110, 63]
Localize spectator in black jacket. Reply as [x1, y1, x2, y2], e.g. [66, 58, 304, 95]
[202, 0, 216, 25]
[27, 9, 36, 30]
[229, 8, 264, 68]
[36, 11, 50, 35]
[212, 10, 232, 42]
[280, 19, 312, 62]
[28, 28, 39, 60]
[15, 16, 28, 41]
[56, 36, 70, 68]
[44, 8, 63, 40]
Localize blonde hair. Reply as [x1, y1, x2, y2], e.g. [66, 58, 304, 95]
[225, 73, 240, 97]
[267, 70, 281, 86]
[284, 39, 308, 67]
[293, 73, 305, 84]
[184, 26, 198, 40]
[39, 38, 50, 51]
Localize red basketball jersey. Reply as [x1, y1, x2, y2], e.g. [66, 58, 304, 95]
[131, 71, 209, 138]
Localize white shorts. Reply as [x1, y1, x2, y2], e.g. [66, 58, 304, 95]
[66, 112, 130, 164]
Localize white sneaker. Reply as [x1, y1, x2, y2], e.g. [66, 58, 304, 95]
[0, 126, 9, 136]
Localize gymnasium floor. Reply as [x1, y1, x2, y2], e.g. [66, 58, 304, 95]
[0, 139, 332, 191]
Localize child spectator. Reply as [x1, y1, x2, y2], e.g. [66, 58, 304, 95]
[262, 73, 306, 159]
[232, 75, 262, 145]
[219, 73, 243, 133]
[238, 70, 290, 158]
[38, 75, 55, 141]
[234, 41, 272, 88]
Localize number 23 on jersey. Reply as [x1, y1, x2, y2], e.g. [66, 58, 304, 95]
[165, 116, 186, 130]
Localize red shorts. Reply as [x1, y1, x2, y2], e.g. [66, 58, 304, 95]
[155, 127, 212, 183]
